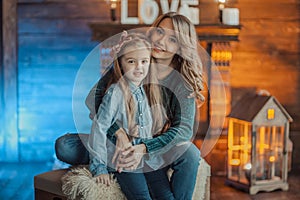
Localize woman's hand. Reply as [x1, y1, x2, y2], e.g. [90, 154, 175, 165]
[112, 128, 132, 170]
[116, 144, 147, 172]
[95, 174, 112, 186]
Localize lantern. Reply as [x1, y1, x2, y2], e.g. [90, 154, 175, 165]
[226, 92, 293, 195]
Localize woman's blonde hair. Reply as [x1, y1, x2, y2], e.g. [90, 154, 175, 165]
[148, 12, 205, 102]
[109, 32, 166, 137]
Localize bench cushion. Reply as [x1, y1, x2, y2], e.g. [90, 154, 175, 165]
[34, 168, 68, 197]
[34, 159, 210, 200]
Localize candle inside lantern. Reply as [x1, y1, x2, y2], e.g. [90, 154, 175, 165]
[269, 155, 275, 178]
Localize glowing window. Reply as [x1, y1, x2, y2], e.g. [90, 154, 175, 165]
[267, 109, 275, 120]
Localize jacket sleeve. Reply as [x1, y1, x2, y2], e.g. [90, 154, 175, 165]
[85, 66, 119, 143]
[142, 84, 196, 153]
[88, 86, 120, 176]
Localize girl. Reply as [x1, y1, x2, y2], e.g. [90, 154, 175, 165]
[87, 31, 166, 185]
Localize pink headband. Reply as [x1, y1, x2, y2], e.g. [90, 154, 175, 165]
[110, 31, 133, 57]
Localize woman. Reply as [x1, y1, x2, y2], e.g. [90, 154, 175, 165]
[56, 12, 204, 200]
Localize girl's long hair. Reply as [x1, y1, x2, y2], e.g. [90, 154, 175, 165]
[148, 12, 205, 102]
[108, 33, 166, 137]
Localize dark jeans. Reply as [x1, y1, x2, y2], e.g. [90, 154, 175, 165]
[115, 167, 174, 200]
[55, 133, 90, 165]
[55, 133, 200, 200]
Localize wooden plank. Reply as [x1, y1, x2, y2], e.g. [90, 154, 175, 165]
[234, 0, 299, 3]
[18, 18, 94, 35]
[18, 1, 111, 19]
[237, 38, 299, 54]
[19, 49, 91, 65]
[239, 21, 299, 37]
[198, 2, 219, 24]
[238, 3, 300, 20]
[89, 22, 241, 41]
[0, 0, 4, 159]
[2, 0, 18, 161]
[18, 35, 97, 50]
[18, 0, 101, 3]
[18, 0, 45, 3]
[231, 51, 299, 65]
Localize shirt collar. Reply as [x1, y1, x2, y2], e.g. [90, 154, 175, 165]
[128, 81, 145, 96]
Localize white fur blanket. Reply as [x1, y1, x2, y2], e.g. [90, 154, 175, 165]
[61, 166, 126, 200]
[61, 159, 210, 200]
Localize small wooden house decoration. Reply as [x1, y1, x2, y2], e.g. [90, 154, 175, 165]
[226, 92, 293, 195]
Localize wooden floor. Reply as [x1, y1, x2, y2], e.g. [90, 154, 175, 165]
[0, 162, 299, 200]
[210, 172, 300, 200]
[0, 162, 53, 200]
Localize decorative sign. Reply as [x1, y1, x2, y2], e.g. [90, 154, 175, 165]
[222, 8, 239, 25]
[121, 0, 200, 25]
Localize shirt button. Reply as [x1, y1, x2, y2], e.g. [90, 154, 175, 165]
[141, 126, 144, 129]
[139, 100, 142, 103]
[140, 113, 143, 116]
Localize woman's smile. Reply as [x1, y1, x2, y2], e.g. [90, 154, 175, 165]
[152, 44, 166, 53]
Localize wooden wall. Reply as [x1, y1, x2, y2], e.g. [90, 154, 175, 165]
[17, 0, 108, 161]
[2, 0, 299, 166]
[1, 0, 18, 162]
[229, 0, 300, 170]
[230, 0, 300, 130]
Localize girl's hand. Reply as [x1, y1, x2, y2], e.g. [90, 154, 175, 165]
[95, 174, 111, 186]
[89, 113, 95, 120]
[116, 144, 146, 172]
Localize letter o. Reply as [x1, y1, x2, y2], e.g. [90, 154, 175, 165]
[140, 0, 159, 24]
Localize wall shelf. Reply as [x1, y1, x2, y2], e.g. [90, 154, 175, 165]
[89, 22, 241, 42]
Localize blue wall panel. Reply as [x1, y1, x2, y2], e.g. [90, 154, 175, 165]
[16, 0, 104, 161]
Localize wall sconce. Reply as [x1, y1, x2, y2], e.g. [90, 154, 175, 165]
[218, 0, 226, 23]
[110, 0, 118, 21]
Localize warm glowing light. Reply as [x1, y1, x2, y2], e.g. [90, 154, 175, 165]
[269, 156, 275, 162]
[240, 136, 245, 142]
[230, 159, 240, 166]
[267, 109, 275, 120]
[244, 163, 252, 170]
[218, 0, 226, 10]
[110, 0, 117, 9]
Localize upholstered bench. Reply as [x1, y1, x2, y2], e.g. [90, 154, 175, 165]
[34, 159, 210, 200]
[34, 168, 68, 200]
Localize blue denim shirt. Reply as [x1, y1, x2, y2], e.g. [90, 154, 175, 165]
[87, 82, 153, 176]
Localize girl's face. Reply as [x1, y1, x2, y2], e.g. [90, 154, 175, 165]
[150, 18, 180, 63]
[120, 46, 151, 86]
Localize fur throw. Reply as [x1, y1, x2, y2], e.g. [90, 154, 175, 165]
[61, 166, 126, 200]
[61, 159, 210, 200]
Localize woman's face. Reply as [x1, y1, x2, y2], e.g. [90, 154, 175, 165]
[150, 18, 180, 63]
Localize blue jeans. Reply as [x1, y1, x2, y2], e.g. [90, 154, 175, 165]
[55, 133, 200, 200]
[55, 133, 89, 165]
[115, 167, 174, 200]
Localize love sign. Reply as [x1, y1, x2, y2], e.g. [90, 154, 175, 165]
[121, 0, 200, 25]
